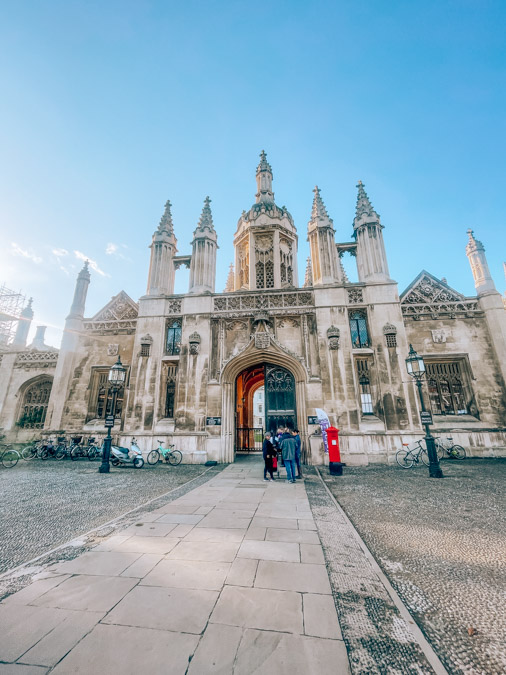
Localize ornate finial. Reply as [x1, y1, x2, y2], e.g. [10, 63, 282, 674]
[354, 180, 380, 226]
[158, 199, 174, 234]
[197, 196, 214, 231]
[27, 297, 33, 308]
[311, 186, 332, 223]
[21, 297, 34, 318]
[466, 228, 484, 253]
[224, 263, 234, 292]
[256, 150, 272, 175]
[304, 256, 313, 287]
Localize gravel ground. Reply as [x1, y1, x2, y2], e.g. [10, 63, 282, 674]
[321, 458, 506, 675]
[0, 459, 213, 574]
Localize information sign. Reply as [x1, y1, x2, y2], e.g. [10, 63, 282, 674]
[104, 414, 115, 428]
[206, 417, 222, 426]
[420, 410, 433, 425]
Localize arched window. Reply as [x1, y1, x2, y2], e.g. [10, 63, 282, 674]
[165, 365, 178, 418]
[18, 378, 53, 428]
[166, 320, 182, 355]
[425, 361, 470, 415]
[349, 310, 369, 348]
[89, 369, 125, 421]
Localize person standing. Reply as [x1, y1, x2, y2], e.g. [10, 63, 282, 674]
[293, 428, 302, 479]
[262, 432, 274, 481]
[280, 431, 297, 483]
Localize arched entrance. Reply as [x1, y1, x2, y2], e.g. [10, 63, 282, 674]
[235, 363, 297, 453]
[220, 342, 307, 462]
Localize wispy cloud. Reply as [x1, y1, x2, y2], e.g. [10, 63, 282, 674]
[52, 247, 69, 257]
[52, 248, 71, 275]
[105, 242, 130, 261]
[11, 242, 42, 264]
[74, 250, 109, 277]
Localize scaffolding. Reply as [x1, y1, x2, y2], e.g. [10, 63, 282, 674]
[0, 284, 26, 347]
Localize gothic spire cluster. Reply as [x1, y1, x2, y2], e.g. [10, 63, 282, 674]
[158, 200, 174, 235]
[465, 228, 484, 254]
[354, 180, 380, 227]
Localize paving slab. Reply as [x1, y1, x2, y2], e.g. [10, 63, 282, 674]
[244, 526, 266, 541]
[210, 585, 303, 634]
[114, 536, 179, 555]
[266, 527, 320, 544]
[300, 543, 325, 564]
[187, 623, 243, 674]
[31, 574, 138, 612]
[155, 513, 205, 525]
[55, 551, 141, 577]
[303, 593, 343, 640]
[225, 558, 258, 587]
[0, 666, 48, 674]
[255, 560, 332, 594]
[184, 527, 246, 543]
[51, 624, 199, 675]
[250, 516, 298, 529]
[19, 610, 104, 667]
[140, 558, 230, 591]
[120, 553, 163, 578]
[0, 604, 70, 663]
[103, 585, 218, 634]
[237, 540, 300, 562]
[2, 575, 71, 606]
[234, 628, 350, 674]
[167, 540, 240, 562]
[120, 522, 179, 536]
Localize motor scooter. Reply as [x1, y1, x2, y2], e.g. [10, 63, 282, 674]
[110, 437, 144, 469]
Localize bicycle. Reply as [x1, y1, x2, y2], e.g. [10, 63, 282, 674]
[21, 439, 44, 460]
[147, 440, 183, 466]
[434, 436, 466, 460]
[86, 438, 103, 461]
[70, 436, 87, 461]
[40, 439, 66, 460]
[396, 439, 429, 468]
[0, 441, 20, 468]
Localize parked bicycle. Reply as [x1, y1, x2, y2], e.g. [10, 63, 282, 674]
[21, 439, 44, 460]
[396, 439, 429, 468]
[40, 439, 65, 460]
[147, 440, 183, 466]
[86, 438, 103, 461]
[435, 436, 466, 460]
[0, 436, 20, 468]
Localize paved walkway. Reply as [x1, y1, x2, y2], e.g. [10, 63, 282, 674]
[0, 461, 350, 674]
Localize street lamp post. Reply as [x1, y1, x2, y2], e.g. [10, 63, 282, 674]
[405, 344, 443, 478]
[98, 356, 126, 474]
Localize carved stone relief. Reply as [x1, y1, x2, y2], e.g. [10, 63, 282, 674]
[107, 344, 119, 356]
[347, 288, 364, 304]
[431, 329, 446, 344]
[327, 325, 340, 350]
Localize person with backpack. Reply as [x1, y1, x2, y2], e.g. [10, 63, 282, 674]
[280, 429, 297, 483]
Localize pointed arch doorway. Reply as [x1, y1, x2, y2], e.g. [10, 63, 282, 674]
[235, 363, 296, 453]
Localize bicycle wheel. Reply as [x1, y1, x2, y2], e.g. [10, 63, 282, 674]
[420, 449, 430, 466]
[147, 450, 160, 465]
[167, 450, 182, 466]
[2, 449, 19, 468]
[87, 446, 98, 461]
[40, 448, 49, 460]
[22, 445, 37, 460]
[70, 446, 80, 461]
[435, 442, 445, 460]
[396, 449, 413, 468]
[450, 445, 466, 460]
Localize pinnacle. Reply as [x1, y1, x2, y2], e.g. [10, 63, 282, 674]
[311, 186, 332, 223]
[158, 200, 174, 234]
[256, 150, 273, 175]
[304, 256, 313, 287]
[224, 263, 235, 292]
[354, 180, 379, 224]
[197, 196, 215, 231]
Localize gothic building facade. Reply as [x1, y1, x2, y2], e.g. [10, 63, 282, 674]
[1, 152, 505, 464]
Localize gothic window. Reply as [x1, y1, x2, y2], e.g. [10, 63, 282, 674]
[165, 365, 178, 418]
[356, 360, 373, 415]
[425, 361, 469, 416]
[349, 310, 370, 348]
[255, 235, 274, 289]
[18, 378, 52, 428]
[166, 320, 182, 355]
[385, 333, 397, 348]
[87, 369, 125, 422]
[238, 242, 249, 289]
[279, 238, 294, 288]
[140, 343, 151, 357]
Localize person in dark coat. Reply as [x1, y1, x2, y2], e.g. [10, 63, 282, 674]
[262, 432, 275, 481]
[280, 431, 297, 483]
[293, 428, 302, 478]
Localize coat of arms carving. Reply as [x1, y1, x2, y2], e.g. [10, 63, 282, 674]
[255, 333, 270, 349]
[431, 329, 446, 344]
[107, 344, 119, 356]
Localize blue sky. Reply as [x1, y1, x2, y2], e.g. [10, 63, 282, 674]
[1, 0, 505, 347]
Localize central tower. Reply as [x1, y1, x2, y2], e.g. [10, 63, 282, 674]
[232, 151, 298, 290]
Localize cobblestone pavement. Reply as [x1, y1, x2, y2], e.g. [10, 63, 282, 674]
[0, 460, 213, 575]
[304, 468, 439, 675]
[320, 459, 506, 675]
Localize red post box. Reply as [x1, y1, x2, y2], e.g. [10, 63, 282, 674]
[326, 426, 344, 476]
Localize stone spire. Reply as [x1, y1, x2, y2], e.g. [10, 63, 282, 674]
[30, 325, 49, 351]
[304, 257, 313, 287]
[353, 181, 389, 281]
[158, 200, 174, 234]
[224, 263, 235, 292]
[147, 199, 178, 295]
[189, 196, 218, 294]
[465, 229, 496, 295]
[67, 261, 91, 320]
[195, 196, 215, 233]
[311, 186, 332, 225]
[307, 186, 340, 285]
[354, 180, 380, 228]
[255, 150, 275, 204]
[13, 297, 34, 347]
